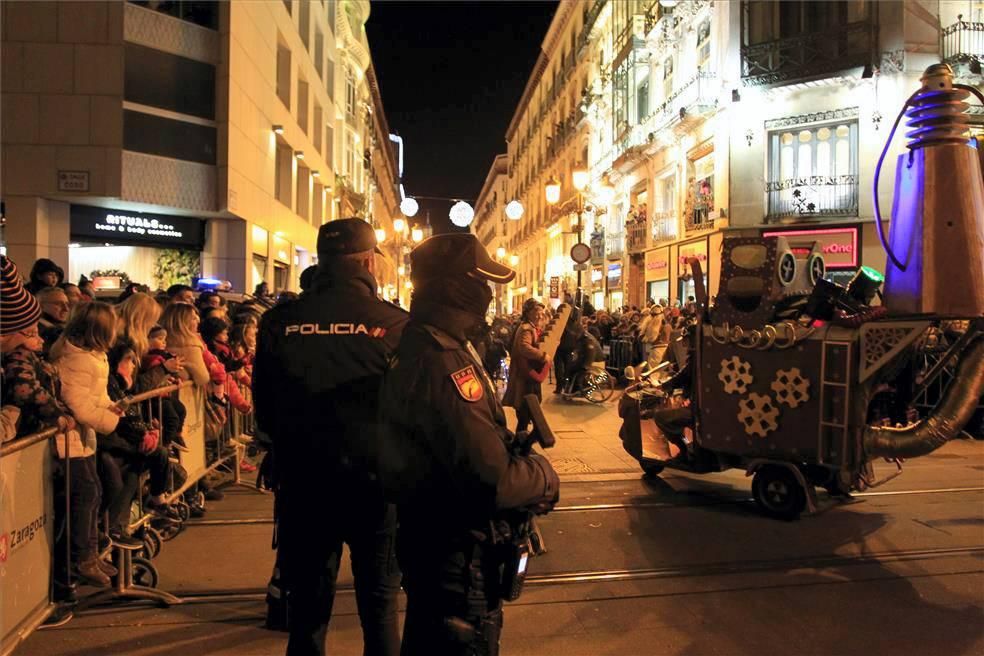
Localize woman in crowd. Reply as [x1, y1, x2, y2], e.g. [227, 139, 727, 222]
[49, 302, 126, 584]
[160, 303, 212, 391]
[116, 292, 185, 392]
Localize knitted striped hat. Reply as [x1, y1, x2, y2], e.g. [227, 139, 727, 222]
[1, 256, 42, 335]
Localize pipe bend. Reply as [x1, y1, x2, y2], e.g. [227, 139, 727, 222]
[864, 336, 984, 460]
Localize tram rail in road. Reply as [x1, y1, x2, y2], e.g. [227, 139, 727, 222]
[154, 544, 983, 608]
[182, 485, 984, 526]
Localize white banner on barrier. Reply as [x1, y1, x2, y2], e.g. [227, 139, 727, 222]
[0, 438, 54, 649]
[178, 384, 207, 481]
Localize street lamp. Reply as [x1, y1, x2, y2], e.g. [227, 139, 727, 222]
[375, 228, 386, 243]
[509, 254, 519, 267]
[393, 217, 406, 234]
[545, 165, 593, 296]
[496, 246, 507, 259]
[545, 176, 561, 205]
[411, 227, 424, 243]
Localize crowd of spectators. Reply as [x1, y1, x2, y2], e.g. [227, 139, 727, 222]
[0, 255, 259, 594]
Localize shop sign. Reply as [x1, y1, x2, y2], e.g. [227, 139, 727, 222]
[762, 227, 858, 269]
[644, 248, 670, 282]
[549, 277, 560, 298]
[590, 267, 604, 286]
[678, 240, 708, 267]
[70, 204, 206, 250]
[607, 263, 622, 288]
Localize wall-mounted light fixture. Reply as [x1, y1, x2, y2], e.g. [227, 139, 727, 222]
[295, 151, 305, 160]
[311, 170, 320, 178]
[272, 125, 284, 134]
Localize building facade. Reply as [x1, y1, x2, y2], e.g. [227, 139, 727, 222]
[491, 0, 982, 313]
[1, 0, 398, 295]
[472, 153, 510, 314]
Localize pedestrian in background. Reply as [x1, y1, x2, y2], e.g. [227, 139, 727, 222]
[503, 298, 547, 434]
[253, 218, 408, 656]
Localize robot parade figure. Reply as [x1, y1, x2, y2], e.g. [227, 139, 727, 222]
[253, 218, 408, 656]
[378, 233, 560, 656]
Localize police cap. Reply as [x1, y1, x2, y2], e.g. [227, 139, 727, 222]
[411, 233, 515, 283]
[317, 218, 382, 258]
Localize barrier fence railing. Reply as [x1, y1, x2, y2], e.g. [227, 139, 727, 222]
[0, 378, 256, 656]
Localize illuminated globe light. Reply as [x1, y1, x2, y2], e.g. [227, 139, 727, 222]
[400, 197, 419, 218]
[509, 254, 520, 267]
[375, 228, 386, 243]
[404, 280, 413, 289]
[505, 200, 524, 221]
[449, 201, 475, 227]
[411, 227, 424, 242]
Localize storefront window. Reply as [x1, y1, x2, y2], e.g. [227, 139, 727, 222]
[274, 263, 289, 292]
[252, 254, 267, 290]
[646, 280, 669, 305]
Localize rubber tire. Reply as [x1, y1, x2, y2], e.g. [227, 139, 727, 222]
[752, 465, 806, 520]
[154, 519, 184, 542]
[584, 371, 616, 404]
[143, 526, 163, 559]
[641, 461, 665, 478]
[174, 500, 191, 522]
[132, 557, 159, 588]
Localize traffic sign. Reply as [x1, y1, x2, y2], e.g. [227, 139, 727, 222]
[573, 263, 588, 271]
[570, 242, 591, 264]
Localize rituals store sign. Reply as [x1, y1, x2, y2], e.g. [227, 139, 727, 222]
[70, 205, 206, 250]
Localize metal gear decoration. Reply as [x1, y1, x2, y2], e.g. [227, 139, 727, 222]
[770, 367, 811, 408]
[718, 356, 754, 394]
[737, 393, 780, 438]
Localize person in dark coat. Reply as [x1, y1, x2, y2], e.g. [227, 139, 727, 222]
[253, 218, 408, 656]
[376, 233, 559, 655]
[502, 298, 547, 434]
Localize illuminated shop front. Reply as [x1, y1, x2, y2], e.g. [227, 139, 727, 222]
[644, 247, 670, 305]
[68, 204, 206, 291]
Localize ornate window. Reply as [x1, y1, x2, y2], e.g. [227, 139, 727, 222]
[766, 109, 859, 220]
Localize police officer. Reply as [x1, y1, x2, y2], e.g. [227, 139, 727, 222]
[253, 218, 407, 656]
[378, 233, 560, 656]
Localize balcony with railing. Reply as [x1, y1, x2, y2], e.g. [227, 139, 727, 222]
[765, 174, 859, 222]
[741, 20, 874, 87]
[606, 231, 625, 260]
[942, 16, 984, 66]
[650, 210, 677, 243]
[618, 72, 719, 158]
[626, 220, 648, 254]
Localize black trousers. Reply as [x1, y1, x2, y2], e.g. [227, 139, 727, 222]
[514, 381, 542, 434]
[398, 535, 503, 656]
[279, 486, 401, 656]
[98, 447, 171, 533]
[53, 455, 101, 571]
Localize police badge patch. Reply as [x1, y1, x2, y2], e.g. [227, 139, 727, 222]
[451, 365, 484, 402]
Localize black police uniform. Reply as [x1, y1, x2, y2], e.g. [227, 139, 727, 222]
[253, 219, 408, 656]
[377, 234, 559, 656]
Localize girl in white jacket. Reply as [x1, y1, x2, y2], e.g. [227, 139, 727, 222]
[50, 302, 123, 587]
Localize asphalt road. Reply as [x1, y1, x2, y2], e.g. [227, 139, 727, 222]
[20, 436, 984, 656]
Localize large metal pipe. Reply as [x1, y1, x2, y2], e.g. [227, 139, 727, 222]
[865, 336, 984, 459]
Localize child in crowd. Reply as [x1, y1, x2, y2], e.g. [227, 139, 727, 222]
[143, 325, 188, 451]
[99, 342, 173, 544]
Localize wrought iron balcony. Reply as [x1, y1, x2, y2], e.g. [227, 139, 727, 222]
[741, 20, 874, 87]
[606, 231, 625, 260]
[942, 17, 984, 66]
[650, 211, 677, 243]
[765, 174, 859, 222]
[618, 72, 719, 158]
[626, 221, 648, 254]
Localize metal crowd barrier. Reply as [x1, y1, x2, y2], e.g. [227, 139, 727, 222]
[0, 377, 258, 655]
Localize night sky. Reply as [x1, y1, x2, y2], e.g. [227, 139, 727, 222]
[367, 1, 558, 232]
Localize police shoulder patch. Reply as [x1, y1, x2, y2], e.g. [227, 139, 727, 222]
[450, 365, 484, 402]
